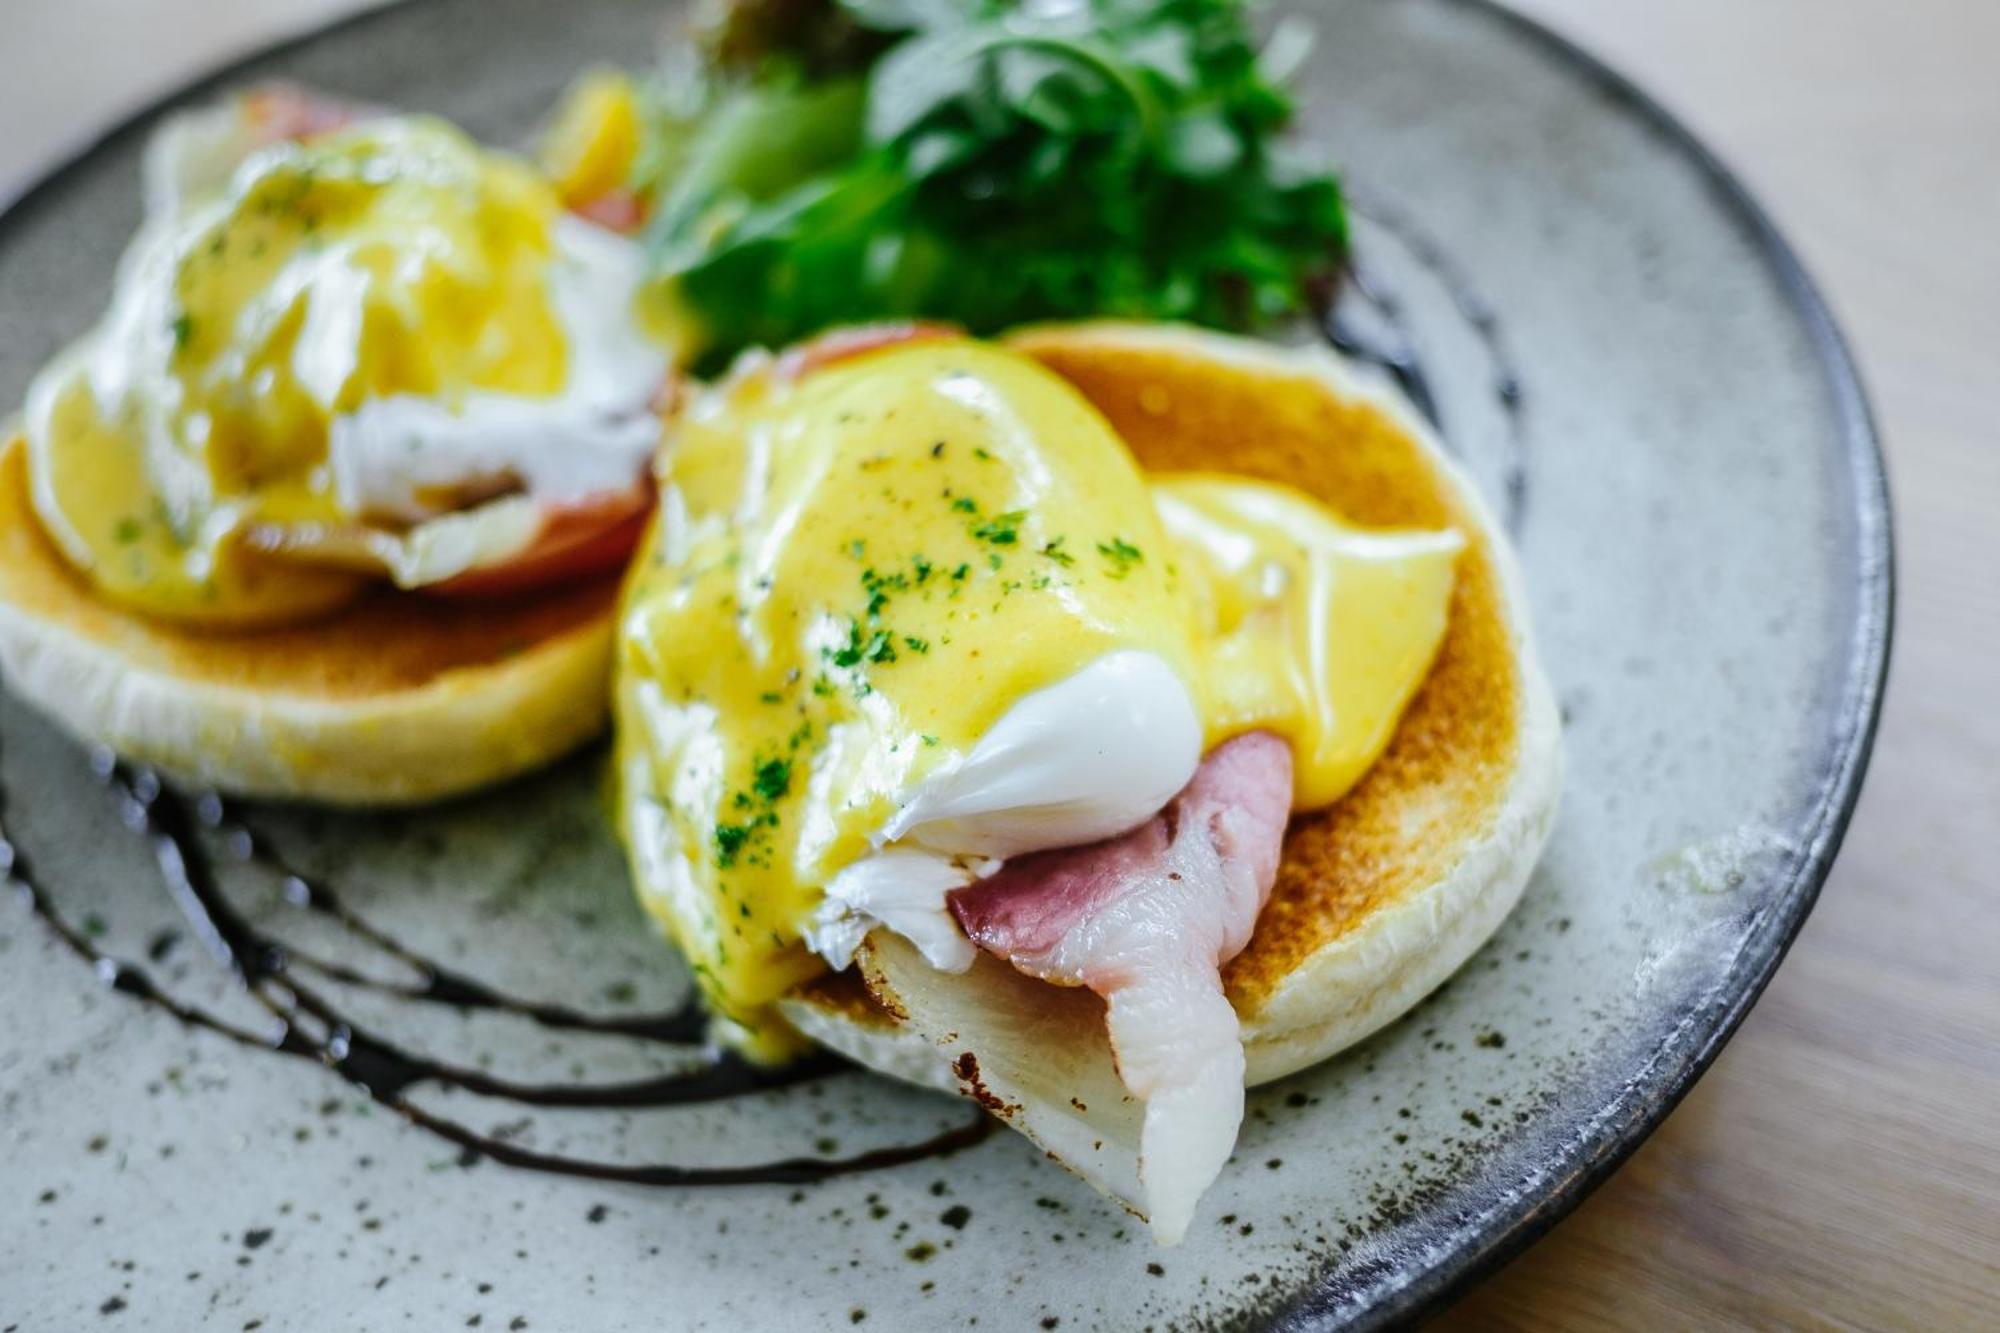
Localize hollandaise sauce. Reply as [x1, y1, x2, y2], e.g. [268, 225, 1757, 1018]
[1156, 477, 1462, 810]
[617, 340, 1462, 1059]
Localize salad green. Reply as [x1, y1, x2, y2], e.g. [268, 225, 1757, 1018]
[634, 0, 1348, 366]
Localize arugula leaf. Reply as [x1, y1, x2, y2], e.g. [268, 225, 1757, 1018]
[642, 0, 1347, 367]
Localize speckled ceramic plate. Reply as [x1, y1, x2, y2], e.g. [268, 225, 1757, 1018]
[0, 1, 1890, 1328]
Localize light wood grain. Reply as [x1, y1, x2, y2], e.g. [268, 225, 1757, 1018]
[3, 3, 1995, 1328]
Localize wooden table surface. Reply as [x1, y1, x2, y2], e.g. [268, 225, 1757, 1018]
[5, 2, 1996, 1328]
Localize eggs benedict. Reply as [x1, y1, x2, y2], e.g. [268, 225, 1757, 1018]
[0, 88, 672, 802]
[616, 323, 1559, 1241]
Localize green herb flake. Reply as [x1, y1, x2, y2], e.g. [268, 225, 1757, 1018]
[753, 758, 793, 802]
[971, 509, 1026, 546]
[1098, 537, 1144, 578]
[713, 824, 753, 867]
[827, 620, 866, 668]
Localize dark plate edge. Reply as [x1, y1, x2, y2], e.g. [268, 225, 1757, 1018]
[0, 1, 1895, 1328]
[1276, 1, 1896, 1328]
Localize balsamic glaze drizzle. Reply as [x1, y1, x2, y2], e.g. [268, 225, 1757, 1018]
[0, 743, 992, 1185]
[1316, 187, 1532, 533]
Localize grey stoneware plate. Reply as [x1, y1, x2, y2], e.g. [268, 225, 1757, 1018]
[0, 0, 1890, 1328]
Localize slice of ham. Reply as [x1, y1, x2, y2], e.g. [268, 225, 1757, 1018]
[241, 85, 367, 143]
[775, 322, 964, 381]
[946, 731, 1293, 1243]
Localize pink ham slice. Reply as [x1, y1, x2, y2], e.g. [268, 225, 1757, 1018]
[946, 731, 1293, 1242]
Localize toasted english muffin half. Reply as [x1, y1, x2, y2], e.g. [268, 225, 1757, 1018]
[781, 322, 1561, 1224]
[0, 435, 618, 805]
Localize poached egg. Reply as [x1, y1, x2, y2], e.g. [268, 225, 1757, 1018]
[23, 93, 668, 625]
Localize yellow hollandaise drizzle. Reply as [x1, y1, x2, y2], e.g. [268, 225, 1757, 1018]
[615, 341, 1462, 1059]
[617, 342, 1196, 1056]
[1156, 476, 1463, 810]
[25, 117, 572, 623]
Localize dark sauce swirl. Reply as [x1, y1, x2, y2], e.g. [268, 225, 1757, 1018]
[0, 747, 991, 1186]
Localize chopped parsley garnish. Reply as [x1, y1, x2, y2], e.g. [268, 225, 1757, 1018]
[860, 564, 911, 620]
[112, 518, 143, 545]
[1039, 536, 1074, 566]
[827, 619, 866, 668]
[970, 510, 1025, 546]
[902, 635, 929, 654]
[714, 823, 753, 867]
[169, 314, 194, 350]
[864, 630, 898, 664]
[753, 758, 792, 802]
[949, 496, 978, 514]
[1098, 537, 1144, 578]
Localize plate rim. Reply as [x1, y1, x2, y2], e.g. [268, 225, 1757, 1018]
[0, 1, 1894, 1328]
[1277, 1, 1894, 1327]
